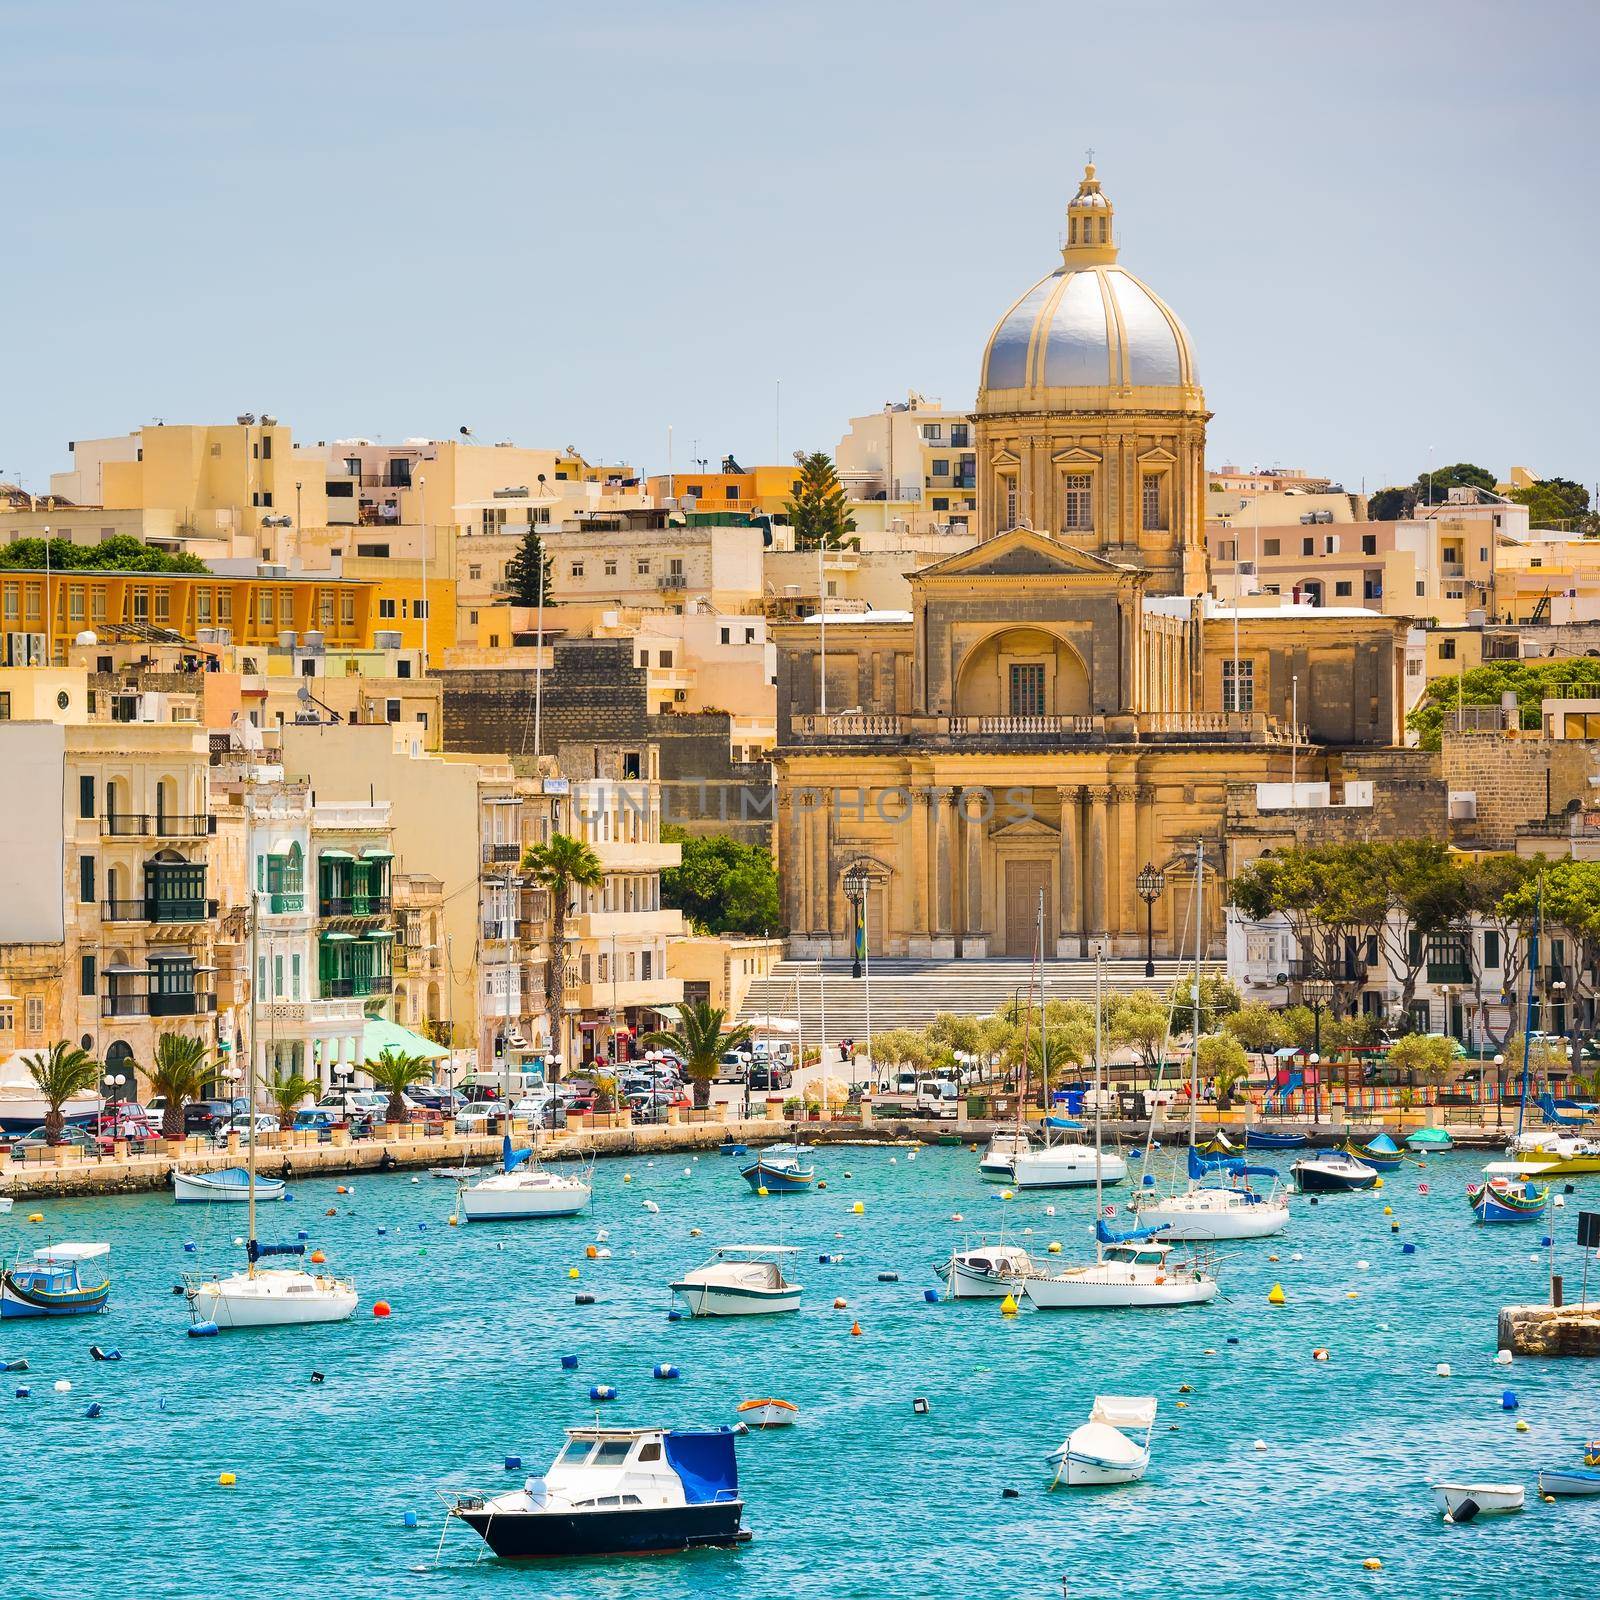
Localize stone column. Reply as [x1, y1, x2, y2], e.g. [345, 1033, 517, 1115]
[1086, 786, 1111, 940]
[907, 788, 931, 956]
[931, 790, 956, 959]
[1056, 784, 1081, 957]
[1114, 784, 1140, 952]
[962, 790, 988, 959]
[812, 796, 832, 951]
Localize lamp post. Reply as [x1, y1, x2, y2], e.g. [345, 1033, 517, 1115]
[843, 861, 869, 982]
[1301, 978, 1334, 1126]
[1136, 862, 1165, 979]
[1494, 1052, 1506, 1128]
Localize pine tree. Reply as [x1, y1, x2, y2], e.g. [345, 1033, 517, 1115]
[504, 525, 552, 605]
[784, 452, 857, 551]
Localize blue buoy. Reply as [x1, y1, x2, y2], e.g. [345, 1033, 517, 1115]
[402, 1511, 419, 1529]
[818, 1254, 830, 1264]
[15, 1386, 30, 1399]
[89, 1346, 120, 1362]
[1141, 1172, 1155, 1187]
[188, 1321, 220, 1338]
[84, 1402, 102, 1419]
[1502, 1389, 1519, 1411]
[560, 1354, 579, 1370]
[282, 1194, 294, 1202]
[377, 1227, 387, 1236]
[1540, 1236, 1553, 1248]
[1226, 1336, 1240, 1345]
[297, 1231, 309, 1241]
[183, 1242, 197, 1253]
[504, 1455, 522, 1471]
[653, 1364, 680, 1380]
[1402, 1242, 1417, 1255]
[666, 1308, 684, 1321]
[923, 1288, 940, 1303]
[590, 1385, 617, 1402]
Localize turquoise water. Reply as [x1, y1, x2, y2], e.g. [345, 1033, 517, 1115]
[4, 1146, 1598, 1599]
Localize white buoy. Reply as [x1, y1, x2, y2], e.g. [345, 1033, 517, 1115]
[597, 1228, 610, 1242]
[1356, 1260, 1370, 1271]
[54, 1379, 71, 1393]
[1253, 1439, 1267, 1451]
[1554, 1195, 1566, 1208]
[683, 1168, 691, 1177]
[1291, 1252, 1304, 1262]
[233, 1237, 245, 1248]
[1494, 1349, 1513, 1366]
[643, 1200, 660, 1214]
[1436, 1362, 1452, 1377]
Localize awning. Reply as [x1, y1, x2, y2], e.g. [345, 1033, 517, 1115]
[322, 931, 355, 943]
[147, 950, 196, 962]
[362, 847, 395, 860]
[361, 1015, 449, 1061]
[319, 849, 355, 861]
[363, 929, 396, 941]
[104, 964, 147, 975]
[270, 840, 297, 856]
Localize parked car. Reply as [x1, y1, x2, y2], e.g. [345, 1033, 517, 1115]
[292, 1108, 340, 1134]
[454, 1104, 502, 1135]
[184, 1098, 240, 1135]
[220, 1112, 281, 1139]
[748, 1065, 789, 1092]
[10, 1124, 101, 1157]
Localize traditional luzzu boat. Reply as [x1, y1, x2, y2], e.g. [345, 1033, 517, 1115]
[174, 1166, 286, 1204]
[1, 1242, 111, 1318]
[1341, 1132, 1405, 1171]
[740, 1144, 815, 1194]
[1243, 1127, 1309, 1151]
[1406, 1126, 1454, 1153]
[1467, 1174, 1548, 1224]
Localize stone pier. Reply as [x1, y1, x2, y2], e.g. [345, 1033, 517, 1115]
[1497, 1302, 1600, 1358]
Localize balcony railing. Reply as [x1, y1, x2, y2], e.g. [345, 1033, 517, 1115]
[102, 899, 149, 923]
[150, 896, 215, 924]
[267, 891, 305, 914]
[787, 709, 1301, 748]
[320, 974, 394, 999]
[319, 896, 392, 917]
[948, 714, 1101, 737]
[482, 843, 522, 864]
[101, 991, 217, 1018]
[102, 812, 211, 838]
[1426, 961, 1472, 984]
[1289, 958, 1365, 983]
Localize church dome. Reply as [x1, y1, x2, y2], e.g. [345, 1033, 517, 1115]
[979, 164, 1197, 405]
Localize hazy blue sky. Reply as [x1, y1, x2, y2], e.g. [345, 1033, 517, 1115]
[5, 0, 1597, 499]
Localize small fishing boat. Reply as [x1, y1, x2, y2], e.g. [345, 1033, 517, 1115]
[740, 1144, 815, 1194]
[429, 1164, 486, 1181]
[669, 1245, 802, 1317]
[979, 1128, 1034, 1180]
[1, 1242, 111, 1318]
[1467, 1175, 1548, 1224]
[1538, 1466, 1600, 1497]
[717, 1142, 749, 1157]
[1047, 1396, 1158, 1488]
[444, 1425, 750, 1558]
[939, 1242, 1035, 1298]
[1406, 1126, 1454, 1153]
[1243, 1127, 1309, 1151]
[1432, 1481, 1524, 1520]
[458, 1136, 591, 1221]
[735, 1398, 798, 1429]
[173, 1166, 286, 1204]
[1290, 1150, 1379, 1193]
[1341, 1132, 1405, 1171]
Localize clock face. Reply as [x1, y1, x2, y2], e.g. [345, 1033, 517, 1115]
[57, 691, 70, 710]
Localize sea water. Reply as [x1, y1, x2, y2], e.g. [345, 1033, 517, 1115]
[2, 1146, 1596, 1599]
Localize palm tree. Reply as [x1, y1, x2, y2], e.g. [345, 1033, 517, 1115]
[24, 1041, 100, 1146]
[267, 1072, 318, 1136]
[148, 1032, 211, 1142]
[364, 1048, 436, 1126]
[520, 833, 604, 1069]
[643, 1000, 753, 1111]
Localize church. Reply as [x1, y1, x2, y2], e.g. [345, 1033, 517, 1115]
[771, 164, 1415, 962]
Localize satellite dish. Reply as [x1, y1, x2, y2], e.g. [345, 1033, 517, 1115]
[296, 683, 312, 703]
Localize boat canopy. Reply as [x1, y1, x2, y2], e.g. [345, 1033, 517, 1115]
[247, 1240, 306, 1261]
[1089, 1395, 1158, 1429]
[1044, 1115, 1085, 1130]
[1365, 1133, 1402, 1155]
[502, 1134, 533, 1174]
[32, 1242, 110, 1263]
[662, 1427, 739, 1505]
[1187, 1147, 1278, 1182]
[714, 1244, 800, 1258]
[1096, 1216, 1165, 1246]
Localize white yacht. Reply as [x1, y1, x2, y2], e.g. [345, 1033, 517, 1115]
[1132, 1147, 1290, 1241]
[1048, 1396, 1159, 1487]
[1011, 1141, 1127, 1190]
[458, 1139, 591, 1221]
[1021, 1236, 1218, 1310]
[940, 1242, 1034, 1299]
[978, 1129, 1034, 1182]
[669, 1245, 802, 1317]
[186, 1246, 358, 1329]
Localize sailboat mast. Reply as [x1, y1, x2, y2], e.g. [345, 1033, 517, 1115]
[1189, 840, 1204, 1153]
[1516, 874, 1542, 1141]
[246, 805, 258, 1266]
[1037, 891, 1048, 1137]
[1093, 938, 1104, 1258]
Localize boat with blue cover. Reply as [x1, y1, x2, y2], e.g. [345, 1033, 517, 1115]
[174, 1166, 285, 1204]
[445, 1425, 750, 1558]
[1, 1242, 111, 1318]
[740, 1144, 815, 1193]
[1341, 1132, 1405, 1170]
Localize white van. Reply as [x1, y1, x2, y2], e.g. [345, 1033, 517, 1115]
[915, 1078, 960, 1118]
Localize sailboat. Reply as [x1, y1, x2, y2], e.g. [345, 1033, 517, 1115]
[184, 815, 357, 1330]
[1131, 844, 1289, 1243]
[1021, 905, 1219, 1312]
[458, 1135, 592, 1220]
[1009, 893, 1127, 1191]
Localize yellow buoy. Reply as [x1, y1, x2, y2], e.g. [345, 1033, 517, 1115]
[1362, 1559, 1382, 1571]
[448, 1215, 459, 1226]
[568, 1267, 580, 1280]
[623, 1174, 632, 1184]
[757, 1186, 770, 1197]
[218, 1472, 236, 1487]
[1382, 1205, 1393, 1216]
[852, 1202, 864, 1214]
[1516, 1419, 1529, 1432]
[26, 1213, 43, 1224]
[1047, 1241, 1062, 1254]
[1178, 1383, 1193, 1393]
[1000, 1189, 1014, 1201]
[1268, 1283, 1286, 1305]
[1176, 1400, 1188, 1409]
[1346, 1291, 1359, 1300]
[1000, 1293, 1018, 1317]
[1374, 1177, 1384, 1190]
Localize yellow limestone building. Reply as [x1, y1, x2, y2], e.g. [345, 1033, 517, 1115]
[772, 166, 1405, 962]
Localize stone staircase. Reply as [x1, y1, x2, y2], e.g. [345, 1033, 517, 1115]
[736, 958, 1218, 1049]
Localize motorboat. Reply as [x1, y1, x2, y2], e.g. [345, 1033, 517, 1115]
[1048, 1396, 1158, 1487]
[939, 1242, 1035, 1298]
[458, 1136, 592, 1221]
[740, 1144, 816, 1194]
[1244, 1127, 1308, 1150]
[735, 1398, 798, 1429]
[1290, 1150, 1379, 1193]
[1467, 1175, 1548, 1224]
[1010, 1141, 1127, 1190]
[1432, 1481, 1524, 1521]
[185, 1240, 358, 1328]
[1341, 1133, 1405, 1171]
[1132, 1148, 1290, 1241]
[1538, 1466, 1600, 1497]
[669, 1245, 802, 1316]
[1503, 1131, 1600, 1177]
[1406, 1126, 1454, 1153]
[174, 1166, 286, 1204]
[978, 1128, 1034, 1181]
[1, 1242, 111, 1318]
[1021, 1225, 1218, 1310]
[445, 1426, 750, 1558]
[0, 1197, 12, 1215]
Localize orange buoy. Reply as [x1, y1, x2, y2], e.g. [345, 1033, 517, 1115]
[849, 1321, 862, 1336]
[372, 1300, 391, 1318]
[309, 1250, 326, 1264]
[586, 1245, 598, 1259]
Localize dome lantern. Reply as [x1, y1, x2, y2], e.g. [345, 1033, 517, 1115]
[1063, 160, 1117, 266]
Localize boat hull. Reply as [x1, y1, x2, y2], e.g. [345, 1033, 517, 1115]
[1406, 1130, 1454, 1153]
[1343, 1143, 1404, 1171]
[740, 1161, 814, 1194]
[1011, 1150, 1128, 1190]
[736, 1400, 798, 1428]
[1244, 1129, 1308, 1150]
[1291, 1160, 1378, 1193]
[944, 1262, 1022, 1298]
[1538, 1468, 1600, 1497]
[1432, 1482, 1524, 1517]
[0, 1272, 110, 1318]
[669, 1282, 801, 1317]
[1022, 1274, 1217, 1310]
[173, 1170, 285, 1204]
[186, 1270, 357, 1328]
[1135, 1195, 1289, 1241]
[458, 1499, 749, 1559]
[458, 1182, 591, 1221]
[978, 1157, 1016, 1182]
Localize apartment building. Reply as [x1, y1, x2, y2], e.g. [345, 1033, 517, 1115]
[834, 392, 977, 538]
[391, 872, 448, 1037]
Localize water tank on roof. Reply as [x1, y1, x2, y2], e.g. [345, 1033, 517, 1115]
[277, 630, 297, 650]
[303, 631, 324, 652]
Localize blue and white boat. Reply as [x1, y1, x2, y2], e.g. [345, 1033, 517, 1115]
[740, 1144, 815, 1194]
[1538, 1466, 1600, 1497]
[1, 1242, 111, 1318]
[1342, 1132, 1405, 1171]
[446, 1425, 751, 1558]
[1467, 1175, 1548, 1224]
[1244, 1127, 1309, 1151]
[174, 1166, 285, 1204]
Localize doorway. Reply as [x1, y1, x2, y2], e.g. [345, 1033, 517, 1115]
[1003, 860, 1053, 958]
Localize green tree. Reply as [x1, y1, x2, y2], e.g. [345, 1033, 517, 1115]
[643, 999, 753, 1110]
[503, 524, 552, 606]
[148, 1033, 212, 1141]
[1105, 990, 1171, 1075]
[1225, 1002, 1288, 1055]
[1416, 461, 1497, 503]
[521, 832, 605, 1064]
[364, 1048, 436, 1125]
[1385, 1032, 1458, 1085]
[1196, 1033, 1251, 1107]
[1511, 475, 1597, 534]
[784, 451, 857, 551]
[660, 827, 780, 935]
[267, 1072, 319, 1134]
[23, 1041, 100, 1145]
[1167, 973, 1241, 1036]
[869, 1028, 932, 1078]
[1368, 485, 1418, 521]
[1407, 658, 1600, 751]
[0, 533, 208, 573]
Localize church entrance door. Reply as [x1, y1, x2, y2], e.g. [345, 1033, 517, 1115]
[1003, 860, 1053, 958]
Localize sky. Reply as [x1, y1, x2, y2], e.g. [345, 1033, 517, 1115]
[4, 0, 1598, 500]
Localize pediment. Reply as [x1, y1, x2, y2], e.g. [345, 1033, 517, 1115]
[1050, 446, 1102, 465]
[917, 526, 1136, 582]
[1137, 445, 1178, 464]
[990, 815, 1061, 841]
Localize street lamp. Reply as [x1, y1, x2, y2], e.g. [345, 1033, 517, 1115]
[843, 861, 869, 981]
[1136, 862, 1165, 978]
[1301, 978, 1335, 1126]
[1494, 1052, 1506, 1129]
